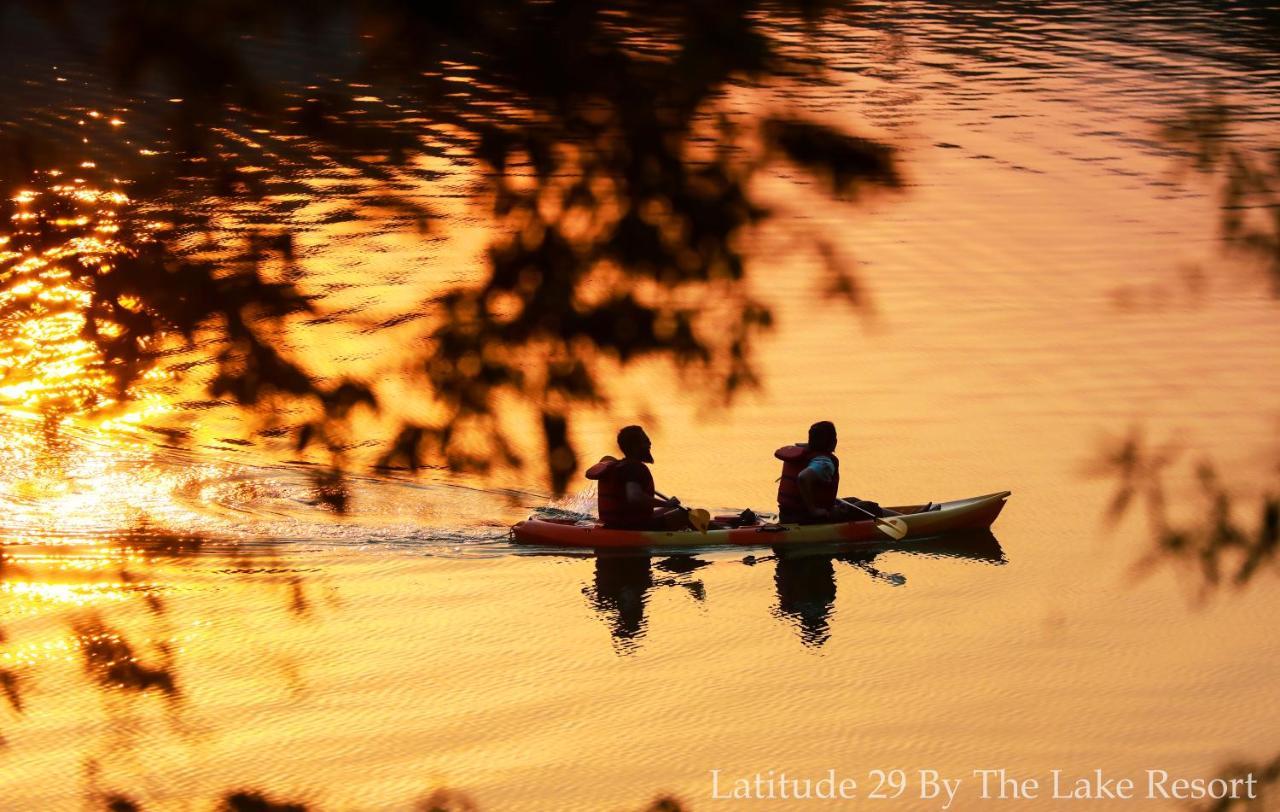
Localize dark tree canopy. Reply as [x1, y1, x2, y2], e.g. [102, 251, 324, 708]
[0, 0, 901, 495]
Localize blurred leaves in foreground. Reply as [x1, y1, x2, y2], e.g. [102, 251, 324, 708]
[1194, 753, 1280, 812]
[0, 0, 903, 495]
[1094, 102, 1280, 600]
[1090, 429, 1278, 601]
[93, 787, 689, 811]
[1163, 102, 1280, 293]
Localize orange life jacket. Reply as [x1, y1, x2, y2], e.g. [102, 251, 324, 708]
[585, 456, 655, 528]
[775, 444, 839, 515]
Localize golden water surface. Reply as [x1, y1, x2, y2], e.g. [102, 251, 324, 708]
[1, 3, 1279, 810]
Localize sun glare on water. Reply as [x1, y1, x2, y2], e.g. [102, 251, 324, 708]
[0, 168, 194, 554]
[0, 175, 132, 414]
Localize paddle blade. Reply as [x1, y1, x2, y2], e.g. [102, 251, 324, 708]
[688, 508, 711, 534]
[877, 517, 909, 541]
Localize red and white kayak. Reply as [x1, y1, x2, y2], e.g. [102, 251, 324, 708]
[512, 491, 1011, 549]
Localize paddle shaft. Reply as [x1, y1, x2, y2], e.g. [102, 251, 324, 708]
[655, 492, 710, 533]
[837, 498, 908, 540]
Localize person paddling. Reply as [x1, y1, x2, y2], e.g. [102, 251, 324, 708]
[775, 421, 898, 524]
[586, 426, 688, 530]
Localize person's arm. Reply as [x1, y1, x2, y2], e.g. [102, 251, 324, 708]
[797, 467, 826, 516]
[797, 457, 836, 517]
[624, 480, 652, 511]
[621, 480, 674, 507]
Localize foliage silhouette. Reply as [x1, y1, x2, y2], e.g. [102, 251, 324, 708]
[1163, 102, 1280, 293]
[222, 791, 310, 812]
[1193, 751, 1280, 812]
[92, 786, 690, 811]
[72, 615, 178, 695]
[1097, 104, 1280, 598]
[0, 0, 901, 494]
[1091, 429, 1279, 600]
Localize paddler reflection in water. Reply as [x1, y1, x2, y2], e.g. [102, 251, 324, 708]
[776, 421, 901, 524]
[586, 426, 689, 530]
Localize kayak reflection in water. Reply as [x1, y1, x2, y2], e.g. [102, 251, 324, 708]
[585, 554, 710, 653]
[772, 552, 840, 647]
[775, 421, 903, 524]
[765, 534, 1007, 647]
[584, 534, 1004, 653]
[585, 425, 689, 530]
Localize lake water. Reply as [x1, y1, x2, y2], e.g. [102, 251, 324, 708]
[2, 2, 1279, 810]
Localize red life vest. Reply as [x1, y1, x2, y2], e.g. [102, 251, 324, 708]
[585, 456, 655, 528]
[775, 444, 839, 515]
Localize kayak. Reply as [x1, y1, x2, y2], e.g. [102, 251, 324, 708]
[512, 491, 1011, 549]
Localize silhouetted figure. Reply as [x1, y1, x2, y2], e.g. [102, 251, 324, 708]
[585, 426, 685, 529]
[776, 421, 895, 524]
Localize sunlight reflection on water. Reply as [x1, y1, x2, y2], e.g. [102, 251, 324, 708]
[0, 2, 1278, 810]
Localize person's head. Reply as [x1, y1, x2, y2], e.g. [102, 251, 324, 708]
[617, 425, 654, 463]
[808, 420, 837, 454]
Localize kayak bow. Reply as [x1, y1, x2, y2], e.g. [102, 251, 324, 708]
[512, 491, 1010, 549]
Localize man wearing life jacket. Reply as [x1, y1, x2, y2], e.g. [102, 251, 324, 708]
[585, 425, 685, 529]
[776, 421, 894, 524]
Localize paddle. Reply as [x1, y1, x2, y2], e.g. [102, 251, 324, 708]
[656, 491, 711, 534]
[837, 498, 909, 541]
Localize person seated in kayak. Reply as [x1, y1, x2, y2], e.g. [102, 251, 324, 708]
[776, 421, 899, 524]
[585, 425, 687, 530]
